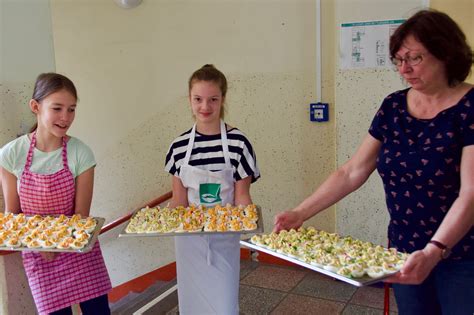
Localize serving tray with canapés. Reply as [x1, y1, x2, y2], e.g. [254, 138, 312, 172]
[120, 204, 263, 237]
[240, 227, 408, 287]
[0, 213, 104, 253]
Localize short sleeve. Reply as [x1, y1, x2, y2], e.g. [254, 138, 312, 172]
[73, 138, 96, 176]
[368, 91, 404, 142]
[234, 135, 260, 183]
[461, 95, 474, 147]
[0, 145, 13, 173]
[0, 138, 22, 175]
[368, 103, 386, 142]
[164, 144, 179, 176]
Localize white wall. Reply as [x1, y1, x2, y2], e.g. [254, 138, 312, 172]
[334, 0, 427, 245]
[0, 0, 56, 142]
[1, 0, 55, 83]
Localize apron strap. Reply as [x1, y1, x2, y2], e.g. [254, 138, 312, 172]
[220, 120, 232, 168]
[24, 132, 37, 170]
[182, 124, 197, 166]
[24, 132, 69, 170]
[61, 137, 69, 170]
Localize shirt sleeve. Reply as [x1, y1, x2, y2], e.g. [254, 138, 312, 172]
[74, 138, 96, 176]
[0, 140, 18, 175]
[234, 135, 260, 183]
[461, 94, 474, 147]
[368, 98, 389, 142]
[164, 143, 179, 176]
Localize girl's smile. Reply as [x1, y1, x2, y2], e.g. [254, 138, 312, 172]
[29, 89, 77, 151]
[190, 81, 224, 129]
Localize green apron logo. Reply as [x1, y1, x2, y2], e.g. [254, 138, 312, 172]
[200, 183, 222, 204]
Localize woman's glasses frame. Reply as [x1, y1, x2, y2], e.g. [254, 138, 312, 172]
[390, 54, 424, 67]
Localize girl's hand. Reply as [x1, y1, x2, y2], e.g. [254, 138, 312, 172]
[273, 210, 304, 232]
[385, 246, 441, 284]
[40, 252, 58, 261]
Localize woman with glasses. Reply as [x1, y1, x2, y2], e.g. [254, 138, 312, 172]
[274, 9, 473, 314]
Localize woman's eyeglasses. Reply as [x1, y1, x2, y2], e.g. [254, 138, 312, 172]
[390, 54, 424, 67]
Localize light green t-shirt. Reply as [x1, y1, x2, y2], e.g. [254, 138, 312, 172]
[0, 134, 96, 179]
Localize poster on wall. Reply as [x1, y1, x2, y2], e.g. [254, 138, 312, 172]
[339, 19, 405, 70]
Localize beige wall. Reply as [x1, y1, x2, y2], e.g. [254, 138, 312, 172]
[0, 1, 53, 313]
[431, 0, 474, 84]
[50, 0, 336, 286]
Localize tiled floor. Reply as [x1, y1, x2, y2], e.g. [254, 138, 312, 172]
[166, 259, 398, 314]
[238, 260, 397, 314]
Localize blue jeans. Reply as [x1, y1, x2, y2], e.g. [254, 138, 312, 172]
[392, 259, 474, 315]
[49, 294, 110, 315]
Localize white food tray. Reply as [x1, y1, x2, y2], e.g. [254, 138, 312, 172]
[240, 238, 398, 287]
[119, 206, 264, 237]
[0, 217, 105, 254]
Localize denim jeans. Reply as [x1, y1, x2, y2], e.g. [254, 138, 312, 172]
[392, 259, 474, 315]
[49, 294, 110, 315]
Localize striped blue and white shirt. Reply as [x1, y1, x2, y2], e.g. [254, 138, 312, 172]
[165, 125, 260, 183]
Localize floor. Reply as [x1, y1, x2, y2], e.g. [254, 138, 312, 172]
[162, 259, 398, 315]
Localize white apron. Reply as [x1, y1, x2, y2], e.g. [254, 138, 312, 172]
[175, 120, 240, 315]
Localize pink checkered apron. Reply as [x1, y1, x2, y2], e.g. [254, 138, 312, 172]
[19, 132, 111, 315]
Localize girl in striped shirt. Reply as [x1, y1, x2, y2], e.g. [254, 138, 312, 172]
[165, 64, 260, 314]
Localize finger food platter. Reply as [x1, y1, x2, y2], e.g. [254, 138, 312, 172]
[240, 227, 407, 287]
[119, 204, 263, 237]
[0, 213, 105, 254]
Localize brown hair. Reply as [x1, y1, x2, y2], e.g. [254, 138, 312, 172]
[188, 64, 228, 118]
[30, 73, 78, 132]
[390, 9, 473, 87]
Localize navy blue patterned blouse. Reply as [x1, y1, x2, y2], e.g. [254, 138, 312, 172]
[369, 88, 474, 260]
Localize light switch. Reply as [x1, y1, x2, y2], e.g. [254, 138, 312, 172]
[310, 103, 329, 122]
